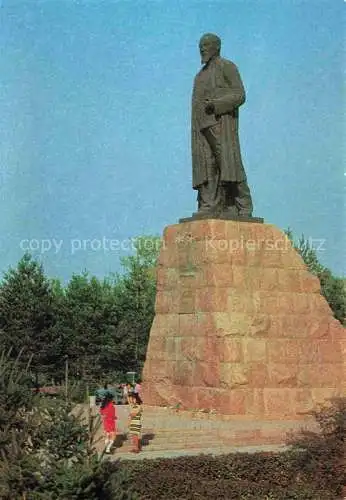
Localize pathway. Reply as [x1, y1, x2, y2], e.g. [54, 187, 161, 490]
[78, 404, 317, 461]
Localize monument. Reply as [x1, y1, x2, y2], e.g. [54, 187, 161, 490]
[142, 34, 345, 419]
[182, 32, 260, 222]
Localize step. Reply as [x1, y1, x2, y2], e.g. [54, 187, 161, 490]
[139, 421, 311, 432]
[94, 425, 310, 452]
[108, 444, 290, 461]
[101, 431, 291, 454]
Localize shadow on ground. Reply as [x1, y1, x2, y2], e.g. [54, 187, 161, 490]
[111, 432, 155, 453]
[141, 433, 155, 447]
[114, 433, 128, 449]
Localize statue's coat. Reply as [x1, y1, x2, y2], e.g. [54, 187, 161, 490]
[191, 57, 247, 188]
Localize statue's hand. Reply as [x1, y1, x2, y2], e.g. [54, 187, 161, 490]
[205, 100, 215, 115]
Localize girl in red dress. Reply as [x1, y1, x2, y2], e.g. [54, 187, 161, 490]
[99, 393, 117, 453]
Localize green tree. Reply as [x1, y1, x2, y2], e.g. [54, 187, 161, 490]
[53, 272, 122, 384]
[0, 254, 58, 377]
[114, 236, 161, 374]
[0, 352, 116, 500]
[0, 235, 162, 386]
[286, 229, 345, 324]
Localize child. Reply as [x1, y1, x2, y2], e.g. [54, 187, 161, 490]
[99, 392, 117, 453]
[134, 379, 142, 403]
[122, 383, 128, 405]
[126, 383, 133, 404]
[128, 392, 142, 453]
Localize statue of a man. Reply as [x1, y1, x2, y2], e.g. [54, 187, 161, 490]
[191, 33, 253, 217]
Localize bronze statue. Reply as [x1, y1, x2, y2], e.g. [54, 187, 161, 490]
[191, 33, 253, 217]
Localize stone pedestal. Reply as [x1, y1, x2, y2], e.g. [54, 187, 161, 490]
[142, 220, 345, 418]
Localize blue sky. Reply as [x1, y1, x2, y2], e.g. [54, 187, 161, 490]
[0, 0, 344, 281]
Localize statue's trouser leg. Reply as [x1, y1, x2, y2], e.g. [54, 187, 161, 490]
[234, 180, 253, 216]
[197, 166, 221, 211]
[198, 124, 223, 211]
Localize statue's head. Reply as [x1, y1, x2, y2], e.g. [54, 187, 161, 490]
[199, 33, 221, 64]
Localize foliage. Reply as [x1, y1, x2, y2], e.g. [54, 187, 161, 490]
[0, 352, 116, 500]
[318, 269, 346, 325]
[286, 229, 346, 324]
[114, 236, 161, 374]
[51, 272, 121, 384]
[110, 454, 337, 499]
[288, 397, 346, 495]
[0, 236, 161, 387]
[0, 254, 58, 376]
[0, 351, 37, 482]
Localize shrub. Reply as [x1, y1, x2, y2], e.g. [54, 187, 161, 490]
[288, 397, 346, 496]
[0, 352, 117, 499]
[107, 452, 338, 499]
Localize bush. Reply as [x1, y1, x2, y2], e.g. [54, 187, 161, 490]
[112, 453, 337, 499]
[0, 352, 116, 499]
[288, 397, 346, 496]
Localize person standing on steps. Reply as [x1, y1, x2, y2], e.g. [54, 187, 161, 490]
[99, 392, 117, 454]
[134, 378, 142, 404]
[128, 392, 143, 453]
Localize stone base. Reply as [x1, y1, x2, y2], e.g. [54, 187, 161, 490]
[142, 220, 345, 418]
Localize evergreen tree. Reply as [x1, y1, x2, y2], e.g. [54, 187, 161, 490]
[53, 273, 122, 384]
[0, 235, 162, 385]
[114, 236, 161, 374]
[0, 254, 58, 377]
[0, 352, 115, 500]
